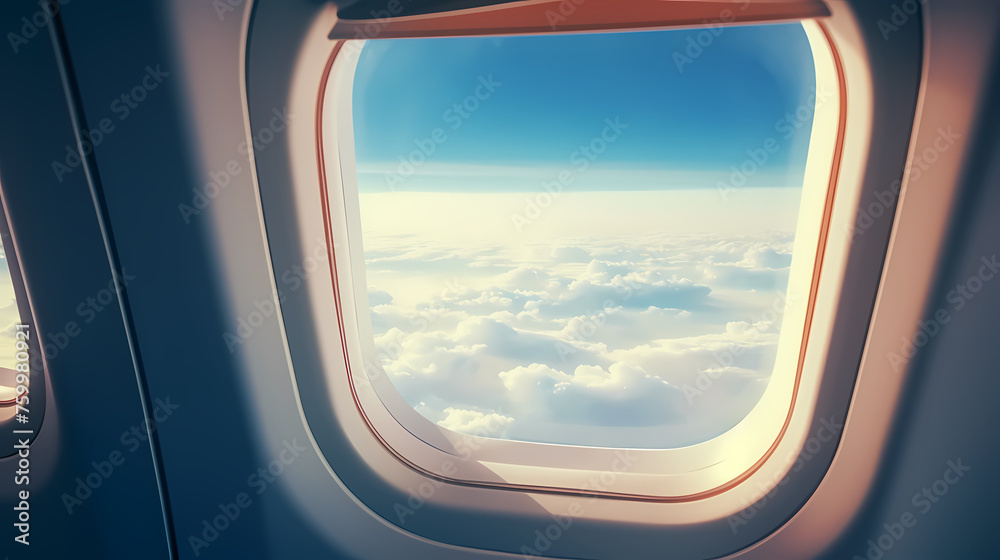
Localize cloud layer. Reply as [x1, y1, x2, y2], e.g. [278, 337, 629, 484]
[360, 191, 798, 448]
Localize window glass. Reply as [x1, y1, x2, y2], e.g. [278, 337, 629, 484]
[350, 24, 818, 448]
[0, 232, 25, 421]
[0, 237, 21, 370]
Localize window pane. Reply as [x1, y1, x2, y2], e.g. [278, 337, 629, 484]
[350, 24, 818, 448]
[0, 232, 25, 422]
[0, 238, 20, 370]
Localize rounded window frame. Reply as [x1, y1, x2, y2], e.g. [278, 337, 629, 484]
[0, 186, 47, 455]
[245, 0, 931, 554]
[315, 19, 848, 502]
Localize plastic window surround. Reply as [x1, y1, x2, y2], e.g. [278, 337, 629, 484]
[316, 19, 846, 502]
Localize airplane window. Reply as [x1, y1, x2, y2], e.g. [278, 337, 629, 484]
[0, 232, 27, 423]
[347, 24, 821, 449]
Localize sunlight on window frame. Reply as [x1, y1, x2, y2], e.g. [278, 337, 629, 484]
[317, 19, 842, 501]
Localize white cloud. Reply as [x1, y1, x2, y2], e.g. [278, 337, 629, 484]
[437, 407, 514, 438]
[357, 191, 800, 448]
[367, 289, 394, 306]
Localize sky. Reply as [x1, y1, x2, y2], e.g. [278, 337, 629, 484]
[348, 24, 817, 449]
[353, 23, 816, 193]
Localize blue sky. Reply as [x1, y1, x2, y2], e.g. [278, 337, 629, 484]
[349, 25, 817, 448]
[353, 24, 816, 192]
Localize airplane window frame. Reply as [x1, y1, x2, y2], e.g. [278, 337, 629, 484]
[0, 186, 46, 456]
[316, 20, 846, 501]
[244, 0, 928, 555]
